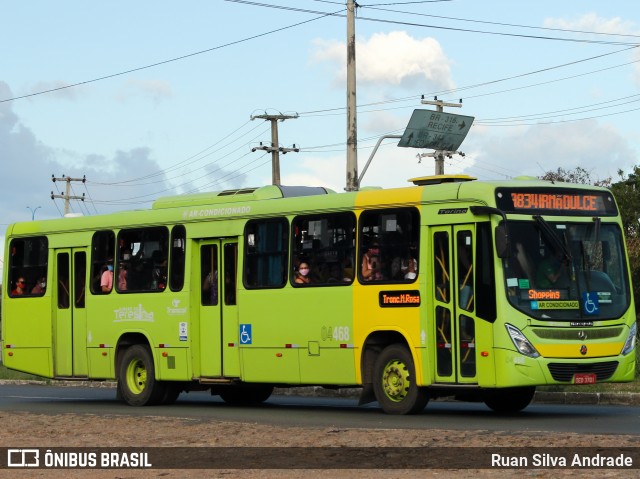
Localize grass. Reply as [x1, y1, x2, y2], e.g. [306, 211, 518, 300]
[0, 364, 47, 381]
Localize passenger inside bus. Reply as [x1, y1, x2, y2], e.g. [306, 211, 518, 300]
[100, 260, 114, 293]
[361, 243, 382, 281]
[118, 262, 128, 291]
[11, 277, 26, 296]
[31, 276, 47, 294]
[202, 269, 218, 304]
[401, 254, 418, 280]
[151, 250, 167, 290]
[294, 262, 311, 284]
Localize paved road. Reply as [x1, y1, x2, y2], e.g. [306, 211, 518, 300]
[1, 383, 640, 436]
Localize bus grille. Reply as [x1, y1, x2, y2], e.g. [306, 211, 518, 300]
[547, 361, 619, 382]
[532, 327, 623, 341]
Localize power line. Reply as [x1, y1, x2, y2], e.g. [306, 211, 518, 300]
[0, 6, 343, 104]
[360, 3, 640, 40]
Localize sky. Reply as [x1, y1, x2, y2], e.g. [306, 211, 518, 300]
[1, 0, 640, 277]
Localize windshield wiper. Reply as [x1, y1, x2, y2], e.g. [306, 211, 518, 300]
[533, 215, 572, 262]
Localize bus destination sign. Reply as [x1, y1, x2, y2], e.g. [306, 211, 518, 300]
[495, 188, 618, 216]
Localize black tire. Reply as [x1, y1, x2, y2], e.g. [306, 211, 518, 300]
[158, 383, 182, 405]
[219, 384, 274, 405]
[484, 386, 536, 413]
[118, 345, 164, 406]
[372, 344, 429, 415]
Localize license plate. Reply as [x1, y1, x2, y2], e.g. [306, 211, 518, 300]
[573, 373, 597, 385]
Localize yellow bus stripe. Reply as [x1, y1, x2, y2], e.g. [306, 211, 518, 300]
[536, 342, 624, 358]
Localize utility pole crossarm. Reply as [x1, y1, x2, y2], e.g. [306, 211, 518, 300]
[51, 174, 86, 216]
[250, 113, 299, 186]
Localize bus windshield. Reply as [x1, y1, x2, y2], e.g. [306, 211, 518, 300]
[503, 220, 630, 321]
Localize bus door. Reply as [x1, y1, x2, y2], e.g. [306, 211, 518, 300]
[432, 226, 478, 384]
[197, 239, 240, 378]
[53, 248, 88, 377]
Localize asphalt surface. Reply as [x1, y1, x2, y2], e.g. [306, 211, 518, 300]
[1, 379, 639, 406]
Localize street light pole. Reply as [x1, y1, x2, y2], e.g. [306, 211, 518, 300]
[26, 206, 41, 221]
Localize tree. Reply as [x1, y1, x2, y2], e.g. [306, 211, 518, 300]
[539, 166, 611, 187]
[610, 167, 640, 314]
[610, 166, 640, 238]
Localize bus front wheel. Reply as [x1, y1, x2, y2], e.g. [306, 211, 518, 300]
[118, 345, 163, 406]
[373, 344, 429, 415]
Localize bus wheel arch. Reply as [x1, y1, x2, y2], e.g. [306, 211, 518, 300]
[360, 331, 406, 385]
[362, 332, 428, 415]
[116, 335, 164, 406]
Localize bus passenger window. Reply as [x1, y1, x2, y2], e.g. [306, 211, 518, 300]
[244, 218, 288, 289]
[358, 208, 420, 284]
[91, 230, 115, 295]
[169, 225, 186, 292]
[291, 212, 356, 287]
[116, 226, 169, 292]
[8, 236, 48, 298]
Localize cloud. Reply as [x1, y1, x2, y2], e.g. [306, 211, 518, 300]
[466, 120, 636, 182]
[312, 31, 454, 91]
[0, 81, 176, 225]
[543, 13, 636, 35]
[24, 80, 81, 101]
[543, 13, 640, 86]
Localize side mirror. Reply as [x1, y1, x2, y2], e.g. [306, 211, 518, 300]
[495, 223, 511, 259]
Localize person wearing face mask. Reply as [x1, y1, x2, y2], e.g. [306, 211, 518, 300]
[31, 276, 47, 294]
[12, 277, 27, 296]
[101, 259, 114, 293]
[294, 262, 311, 284]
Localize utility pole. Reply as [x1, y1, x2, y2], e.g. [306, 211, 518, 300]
[251, 113, 299, 186]
[421, 97, 463, 175]
[345, 0, 358, 191]
[51, 174, 86, 215]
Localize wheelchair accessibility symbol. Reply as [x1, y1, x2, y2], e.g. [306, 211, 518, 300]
[240, 324, 252, 344]
[582, 292, 600, 316]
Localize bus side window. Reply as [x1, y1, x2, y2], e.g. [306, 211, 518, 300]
[90, 230, 115, 295]
[169, 225, 186, 291]
[290, 212, 356, 286]
[244, 218, 288, 289]
[8, 236, 48, 298]
[116, 226, 169, 292]
[358, 207, 420, 284]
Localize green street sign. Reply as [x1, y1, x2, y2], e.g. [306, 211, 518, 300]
[398, 109, 474, 150]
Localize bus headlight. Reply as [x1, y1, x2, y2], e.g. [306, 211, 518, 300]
[621, 322, 637, 356]
[506, 324, 540, 358]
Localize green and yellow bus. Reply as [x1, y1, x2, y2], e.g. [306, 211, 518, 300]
[2, 176, 636, 414]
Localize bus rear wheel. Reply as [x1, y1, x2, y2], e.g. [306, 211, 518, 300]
[373, 344, 428, 415]
[483, 386, 536, 413]
[118, 345, 163, 406]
